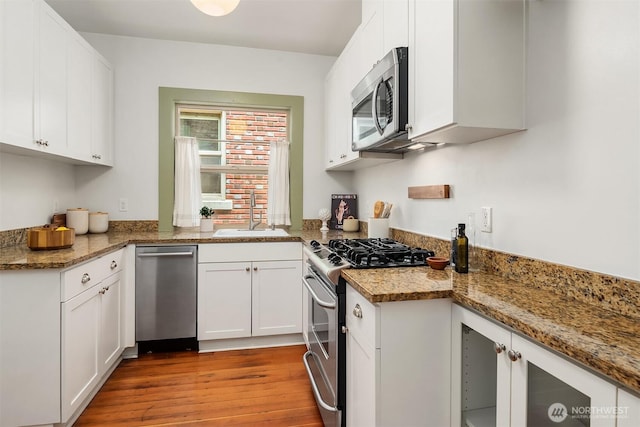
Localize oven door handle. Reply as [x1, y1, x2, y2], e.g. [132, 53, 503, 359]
[302, 275, 336, 309]
[303, 351, 339, 413]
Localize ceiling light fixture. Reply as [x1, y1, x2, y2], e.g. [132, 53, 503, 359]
[191, 0, 240, 17]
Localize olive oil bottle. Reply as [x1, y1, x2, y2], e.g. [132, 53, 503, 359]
[455, 223, 469, 273]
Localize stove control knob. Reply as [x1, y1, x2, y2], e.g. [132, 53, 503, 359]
[310, 240, 320, 248]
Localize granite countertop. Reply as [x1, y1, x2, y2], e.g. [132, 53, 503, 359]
[0, 228, 332, 270]
[342, 266, 640, 394]
[2, 228, 638, 394]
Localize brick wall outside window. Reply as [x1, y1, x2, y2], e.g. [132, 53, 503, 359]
[214, 111, 287, 225]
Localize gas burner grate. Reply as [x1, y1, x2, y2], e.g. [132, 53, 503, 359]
[327, 238, 434, 269]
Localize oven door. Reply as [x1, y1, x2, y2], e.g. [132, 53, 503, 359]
[302, 268, 341, 427]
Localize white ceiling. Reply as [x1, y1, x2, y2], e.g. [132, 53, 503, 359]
[45, 0, 362, 56]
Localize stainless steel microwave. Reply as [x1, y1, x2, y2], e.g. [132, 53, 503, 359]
[351, 47, 410, 152]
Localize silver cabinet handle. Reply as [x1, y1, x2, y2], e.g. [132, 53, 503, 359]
[353, 304, 363, 318]
[110, 260, 118, 269]
[302, 351, 339, 413]
[341, 326, 349, 334]
[494, 342, 506, 354]
[508, 349, 522, 362]
[81, 273, 91, 284]
[92, 154, 102, 160]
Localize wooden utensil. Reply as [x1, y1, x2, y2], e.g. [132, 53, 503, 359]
[373, 201, 384, 218]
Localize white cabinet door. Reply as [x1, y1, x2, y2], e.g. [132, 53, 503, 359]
[35, 1, 68, 155]
[408, 0, 455, 139]
[198, 262, 252, 340]
[251, 260, 302, 336]
[451, 304, 512, 427]
[61, 285, 101, 421]
[346, 323, 378, 427]
[408, 0, 525, 144]
[91, 54, 114, 165]
[618, 389, 640, 427]
[510, 334, 617, 427]
[67, 35, 93, 161]
[382, 0, 409, 52]
[99, 272, 122, 372]
[0, 0, 35, 149]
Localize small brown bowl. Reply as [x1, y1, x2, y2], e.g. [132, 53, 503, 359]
[427, 256, 449, 270]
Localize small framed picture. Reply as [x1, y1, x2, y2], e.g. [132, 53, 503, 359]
[331, 194, 358, 230]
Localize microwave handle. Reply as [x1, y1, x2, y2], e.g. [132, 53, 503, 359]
[371, 78, 384, 135]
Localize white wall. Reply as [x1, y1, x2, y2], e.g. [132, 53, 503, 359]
[0, 152, 76, 229]
[75, 33, 353, 222]
[354, 0, 640, 280]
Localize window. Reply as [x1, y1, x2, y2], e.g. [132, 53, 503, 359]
[175, 104, 288, 226]
[158, 87, 303, 232]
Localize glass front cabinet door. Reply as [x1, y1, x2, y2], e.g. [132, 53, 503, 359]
[452, 304, 618, 427]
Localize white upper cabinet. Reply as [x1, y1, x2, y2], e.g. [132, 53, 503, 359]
[66, 35, 93, 161]
[324, 0, 407, 171]
[91, 55, 114, 166]
[0, 0, 36, 149]
[0, 0, 114, 166]
[408, 0, 526, 144]
[35, 1, 68, 155]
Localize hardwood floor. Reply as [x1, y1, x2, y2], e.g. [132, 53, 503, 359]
[75, 345, 323, 426]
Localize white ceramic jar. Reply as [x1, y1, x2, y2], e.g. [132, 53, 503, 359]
[89, 212, 109, 233]
[66, 208, 89, 235]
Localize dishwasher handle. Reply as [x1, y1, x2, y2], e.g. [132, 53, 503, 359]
[137, 251, 194, 258]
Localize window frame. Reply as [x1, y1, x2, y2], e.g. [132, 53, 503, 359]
[158, 87, 303, 231]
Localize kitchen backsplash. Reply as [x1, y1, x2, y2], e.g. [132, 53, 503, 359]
[0, 221, 159, 248]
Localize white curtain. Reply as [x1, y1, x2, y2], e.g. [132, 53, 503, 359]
[267, 140, 291, 226]
[173, 136, 202, 227]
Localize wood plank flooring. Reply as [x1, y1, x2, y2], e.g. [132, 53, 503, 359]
[75, 345, 323, 426]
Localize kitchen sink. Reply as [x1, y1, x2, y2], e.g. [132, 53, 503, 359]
[213, 228, 289, 237]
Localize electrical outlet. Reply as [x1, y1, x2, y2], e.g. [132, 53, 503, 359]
[119, 198, 128, 212]
[481, 207, 492, 233]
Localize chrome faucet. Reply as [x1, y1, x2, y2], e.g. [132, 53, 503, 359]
[249, 190, 262, 230]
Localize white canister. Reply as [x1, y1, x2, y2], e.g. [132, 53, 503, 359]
[368, 218, 389, 238]
[66, 208, 89, 235]
[89, 212, 109, 233]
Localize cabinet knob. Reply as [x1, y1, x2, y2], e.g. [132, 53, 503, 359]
[494, 342, 506, 354]
[110, 260, 118, 269]
[352, 304, 363, 318]
[81, 273, 91, 284]
[508, 349, 522, 362]
[405, 124, 412, 132]
[245, 267, 250, 272]
[99, 287, 106, 295]
[341, 326, 349, 334]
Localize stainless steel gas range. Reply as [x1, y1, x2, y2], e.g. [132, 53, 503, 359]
[302, 238, 435, 427]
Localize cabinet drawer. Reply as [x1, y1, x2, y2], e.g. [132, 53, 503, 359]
[346, 284, 379, 350]
[62, 248, 123, 301]
[198, 242, 301, 263]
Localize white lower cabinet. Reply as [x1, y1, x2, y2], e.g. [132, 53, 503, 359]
[61, 252, 124, 422]
[617, 388, 640, 427]
[0, 248, 127, 426]
[197, 243, 303, 349]
[452, 304, 618, 427]
[345, 284, 452, 427]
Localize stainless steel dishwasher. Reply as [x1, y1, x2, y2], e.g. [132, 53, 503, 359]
[135, 245, 197, 351]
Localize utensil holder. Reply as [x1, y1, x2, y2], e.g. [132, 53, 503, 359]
[368, 218, 389, 238]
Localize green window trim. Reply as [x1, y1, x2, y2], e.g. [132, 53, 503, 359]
[158, 87, 304, 232]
